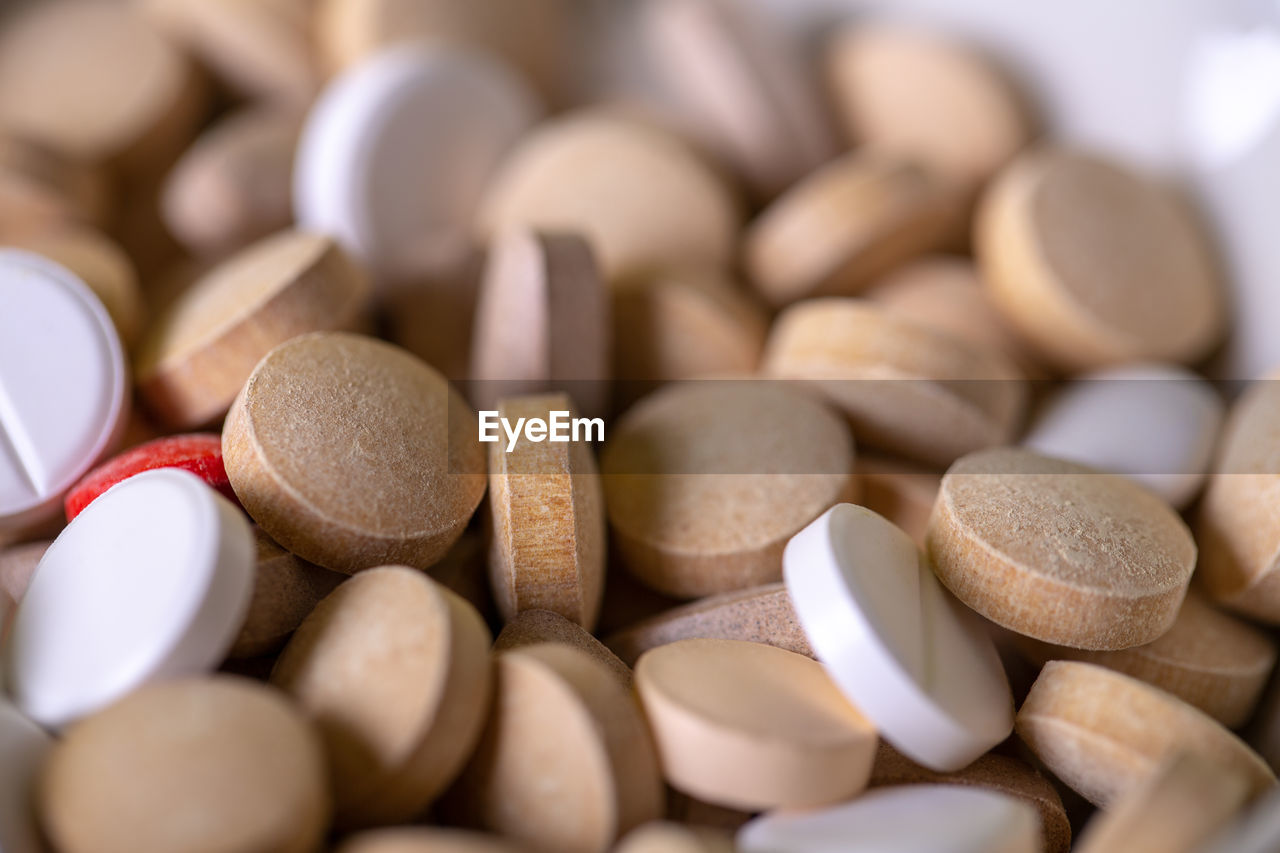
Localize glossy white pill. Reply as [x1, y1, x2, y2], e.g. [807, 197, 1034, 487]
[0, 249, 127, 533]
[784, 503, 1013, 771]
[5, 468, 254, 729]
[295, 43, 539, 283]
[0, 699, 50, 853]
[1023, 363, 1223, 508]
[737, 784, 1040, 853]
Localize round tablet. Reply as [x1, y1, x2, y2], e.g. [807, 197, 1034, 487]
[446, 643, 664, 853]
[635, 638, 876, 810]
[272, 566, 492, 826]
[0, 1, 206, 171]
[1016, 662, 1274, 806]
[606, 582, 812, 667]
[478, 111, 740, 285]
[493, 609, 631, 687]
[826, 24, 1032, 185]
[470, 232, 610, 416]
[223, 332, 486, 572]
[1023, 363, 1223, 509]
[644, 0, 836, 197]
[1016, 592, 1276, 728]
[6, 469, 254, 729]
[743, 154, 956, 307]
[784, 503, 1013, 771]
[975, 148, 1225, 370]
[295, 43, 539, 283]
[39, 677, 329, 853]
[761, 299, 1026, 467]
[737, 785, 1041, 853]
[136, 230, 371, 430]
[601, 381, 854, 598]
[335, 827, 528, 853]
[0, 540, 50, 604]
[927, 448, 1198, 650]
[616, 822, 734, 853]
[0, 250, 128, 533]
[0, 699, 52, 853]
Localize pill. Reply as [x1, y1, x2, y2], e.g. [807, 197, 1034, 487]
[762, 299, 1026, 466]
[223, 332, 486, 572]
[493, 609, 631, 687]
[743, 154, 956, 306]
[0, 133, 108, 237]
[826, 24, 1032, 186]
[0, 0, 206, 173]
[615, 821, 734, 853]
[606, 582, 813, 666]
[634, 638, 876, 810]
[1015, 661, 1274, 806]
[470, 232, 610, 416]
[445, 643, 664, 853]
[271, 566, 491, 826]
[601, 381, 854, 598]
[478, 111, 741, 285]
[1016, 592, 1276, 728]
[737, 784, 1041, 853]
[784, 503, 1013, 770]
[295, 44, 540, 284]
[868, 743, 1071, 853]
[229, 527, 344, 659]
[644, 0, 837, 198]
[1022, 363, 1223, 509]
[0, 699, 52, 853]
[0, 249, 128, 533]
[1197, 377, 1280, 622]
[6, 468, 254, 729]
[162, 108, 302, 258]
[1073, 752, 1250, 853]
[39, 676, 329, 853]
[64, 433, 237, 521]
[975, 148, 1225, 370]
[927, 447, 1198, 650]
[135, 230, 370, 429]
[853, 455, 941, 548]
[140, 0, 317, 104]
[335, 827, 529, 853]
[1200, 784, 1280, 853]
[0, 540, 50, 604]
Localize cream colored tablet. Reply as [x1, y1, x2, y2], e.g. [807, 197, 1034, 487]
[162, 109, 301, 258]
[785, 504, 1013, 771]
[616, 822, 734, 853]
[762, 299, 1026, 466]
[854, 456, 941, 548]
[39, 677, 329, 853]
[1197, 377, 1280, 623]
[744, 154, 956, 306]
[928, 448, 1197, 650]
[1016, 592, 1276, 728]
[975, 148, 1225, 370]
[1073, 752, 1250, 853]
[471, 232, 609, 415]
[635, 638, 876, 810]
[223, 333, 486, 572]
[601, 381, 854, 598]
[0, 699, 50, 853]
[493, 609, 630, 686]
[826, 24, 1032, 185]
[335, 828, 528, 853]
[487, 393, 605, 629]
[272, 566, 491, 826]
[1015, 662, 1274, 806]
[606, 582, 812, 666]
[446, 643, 664, 853]
[644, 0, 836, 197]
[0, 1, 205, 172]
[478, 111, 740, 285]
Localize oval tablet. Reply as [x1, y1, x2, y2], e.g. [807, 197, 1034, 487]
[0, 700, 52, 853]
[6, 468, 254, 729]
[222, 332, 486, 572]
[0, 250, 128, 533]
[928, 448, 1197, 650]
[296, 43, 539, 283]
[784, 503, 1013, 771]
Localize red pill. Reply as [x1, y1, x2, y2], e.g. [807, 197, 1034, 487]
[65, 434, 240, 521]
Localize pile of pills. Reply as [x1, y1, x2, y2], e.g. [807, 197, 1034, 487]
[2, 1, 1279, 852]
